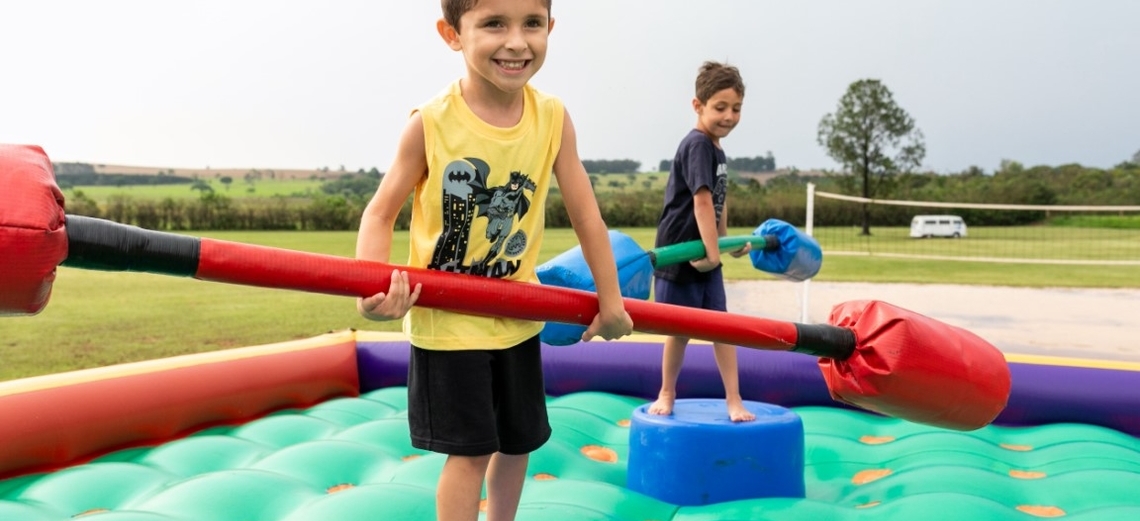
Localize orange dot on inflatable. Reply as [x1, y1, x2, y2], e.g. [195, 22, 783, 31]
[855, 501, 882, 509]
[533, 473, 557, 480]
[1009, 470, 1047, 479]
[327, 483, 355, 494]
[617, 419, 631, 427]
[1001, 443, 1034, 451]
[581, 445, 618, 463]
[1016, 505, 1066, 517]
[74, 509, 110, 517]
[852, 468, 892, 485]
[402, 454, 421, 461]
[858, 435, 896, 445]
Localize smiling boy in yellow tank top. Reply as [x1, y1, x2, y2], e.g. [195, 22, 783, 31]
[354, 1, 633, 520]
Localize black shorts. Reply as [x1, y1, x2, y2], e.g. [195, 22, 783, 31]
[407, 335, 551, 456]
[654, 269, 727, 312]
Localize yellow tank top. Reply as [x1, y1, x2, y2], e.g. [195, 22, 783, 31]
[405, 80, 564, 350]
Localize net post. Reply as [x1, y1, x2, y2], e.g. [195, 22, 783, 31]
[801, 183, 816, 323]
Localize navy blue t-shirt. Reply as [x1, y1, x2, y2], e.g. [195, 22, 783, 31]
[655, 129, 728, 283]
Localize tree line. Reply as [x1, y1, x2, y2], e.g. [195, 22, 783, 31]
[812, 78, 1140, 234]
[657, 154, 777, 173]
[62, 159, 1139, 232]
[56, 75, 1139, 232]
[53, 162, 191, 189]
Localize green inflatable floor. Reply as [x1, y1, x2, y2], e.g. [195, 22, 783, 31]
[2, 389, 1138, 520]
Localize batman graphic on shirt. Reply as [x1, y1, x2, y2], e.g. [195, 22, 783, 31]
[431, 157, 535, 278]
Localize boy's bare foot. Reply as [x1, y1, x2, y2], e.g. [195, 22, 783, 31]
[648, 394, 675, 416]
[726, 398, 756, 422]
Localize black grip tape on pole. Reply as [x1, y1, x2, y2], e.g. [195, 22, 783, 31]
[791, 323, 857, 359]
[62, 215, 200, 277]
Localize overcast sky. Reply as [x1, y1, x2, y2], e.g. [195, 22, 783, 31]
[3, 0, 1138, 174]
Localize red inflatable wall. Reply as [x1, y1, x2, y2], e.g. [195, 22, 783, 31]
[0, 331, 360, 479]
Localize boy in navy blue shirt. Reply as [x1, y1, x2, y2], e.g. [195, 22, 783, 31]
[649, 61, 754, 422]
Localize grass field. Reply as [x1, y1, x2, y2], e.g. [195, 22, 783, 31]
[92, 163, 337, 181]
[584, 172, 668, 193]
[67, 178, 327, 202]
[3, 228, 1138, 381]
[812, 225, 1140, 263]
[67, 171, 669, 203]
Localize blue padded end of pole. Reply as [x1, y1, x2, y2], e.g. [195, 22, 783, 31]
[749, 218, 822, 282]
[628, 399, 806, 506]
[537, 230, 651, 346]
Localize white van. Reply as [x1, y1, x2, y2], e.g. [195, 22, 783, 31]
[910, 215, 967, 238]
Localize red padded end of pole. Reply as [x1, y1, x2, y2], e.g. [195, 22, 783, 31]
[819, 300, 1011, 431]
[0, 144, 67, 316]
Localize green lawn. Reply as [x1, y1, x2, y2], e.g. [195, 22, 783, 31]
[2, 227, 1137, 381]
[812, 225, 1140, 262]
[67, 179, 327, 202]
[579, 172, 668, 193]
[69, 173, 668, 202]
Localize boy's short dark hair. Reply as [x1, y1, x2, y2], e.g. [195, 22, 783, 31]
[695, 61, 745, 103]
[442, 0, 553, 32]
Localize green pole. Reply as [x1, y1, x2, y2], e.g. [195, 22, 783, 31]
[648, 235, 776, 268]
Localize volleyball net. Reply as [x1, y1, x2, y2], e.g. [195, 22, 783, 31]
[805, 184, 1140, 266]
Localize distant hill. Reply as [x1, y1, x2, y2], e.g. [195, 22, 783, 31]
[88, 163, 343, 181]
[737, 168, 826, 185]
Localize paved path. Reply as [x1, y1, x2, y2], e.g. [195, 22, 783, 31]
[725, 281, 1140, 361]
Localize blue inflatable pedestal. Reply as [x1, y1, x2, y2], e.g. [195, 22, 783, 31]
[627, 399, 805, 506]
